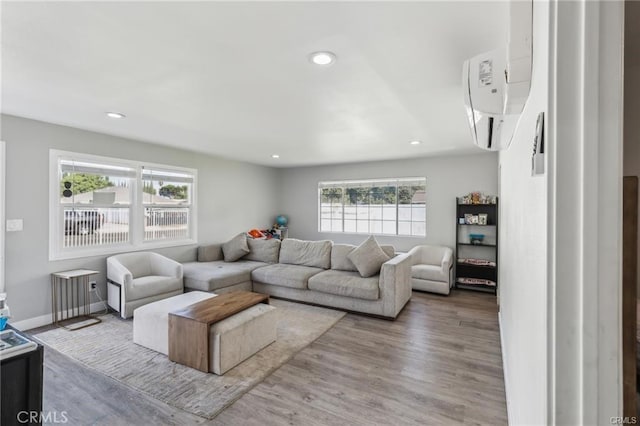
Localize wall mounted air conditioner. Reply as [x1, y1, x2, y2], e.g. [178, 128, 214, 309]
[462, 1, 533, 151]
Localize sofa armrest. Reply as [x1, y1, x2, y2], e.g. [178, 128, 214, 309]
[150, 254, 183, 279]
[407, 246, 421, 266]
[107, 257, 133, 286]
[441, 248, 453, 272]
[198, 244, 223, 262]
[379, 253, 412, 318]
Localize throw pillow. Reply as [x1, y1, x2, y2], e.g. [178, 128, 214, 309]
[244, 238, 281, 263]
[347, 236, 391, 278]
[279, 239, 333, 269]
[222, 233, 250, 262]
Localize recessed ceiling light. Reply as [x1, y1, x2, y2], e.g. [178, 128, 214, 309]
[309, 51, 336, 66]
[106, 112, 126, 119]
[410, 140, 422, 145]
[271, 154, 280, 159]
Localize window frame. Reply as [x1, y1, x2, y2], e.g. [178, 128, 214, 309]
[49, 150, 198, 261]
[317, 177, 426, 237]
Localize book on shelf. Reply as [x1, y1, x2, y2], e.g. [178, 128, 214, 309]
[458, 258, 497, 267]
[0, 329, 38, 360]
[456, 277, 497, 287]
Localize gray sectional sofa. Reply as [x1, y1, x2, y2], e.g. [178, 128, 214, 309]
[181, 238, 412, 319]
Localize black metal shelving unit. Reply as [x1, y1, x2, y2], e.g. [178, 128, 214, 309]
[455, 199, 499, 295]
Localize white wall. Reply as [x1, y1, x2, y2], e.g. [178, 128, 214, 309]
[0, 141, 5, 294]
[625, 0, 640, 297]
[278, 153, 498, 252]
[547, 2, 624, 422]
[1, 114, 280, 324]
[498, 1, 548, 425]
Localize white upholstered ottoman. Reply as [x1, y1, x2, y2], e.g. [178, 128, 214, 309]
[209, 303, 277, 375]
[133, 291, 277, 375]
[133, 291, 216, 355]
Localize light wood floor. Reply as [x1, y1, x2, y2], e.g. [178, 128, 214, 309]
[36, 290, 507, 425]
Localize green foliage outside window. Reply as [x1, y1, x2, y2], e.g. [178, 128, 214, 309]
[60, 173, 113, 196]
[343, 186, 418, 205]
[398, 186, 425, 204]
[320, 188, 343, 204]
[143, 181, 157, 195]
[159, 184, 188, 200]
[321, 184, 425, 205]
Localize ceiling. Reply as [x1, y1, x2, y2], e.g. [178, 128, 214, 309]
[1, 1, 507, 167]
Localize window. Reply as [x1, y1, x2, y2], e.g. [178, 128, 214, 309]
[50, 150, 197, 260]
[142, 168, 193, 242]
[318, 178, 426, 237]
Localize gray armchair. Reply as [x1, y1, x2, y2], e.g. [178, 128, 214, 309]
[407, 245, 454, 295]
[107, 252, 184, 318]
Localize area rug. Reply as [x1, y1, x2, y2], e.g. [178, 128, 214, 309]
[35, 299, 345, 420]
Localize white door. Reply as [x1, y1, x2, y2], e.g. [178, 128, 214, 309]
[0, 141, 5, 293]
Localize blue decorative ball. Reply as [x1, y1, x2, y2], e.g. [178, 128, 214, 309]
[276, 215, 288, 227]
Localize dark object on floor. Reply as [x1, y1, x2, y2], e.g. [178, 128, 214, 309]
[1, 325, 43, 426]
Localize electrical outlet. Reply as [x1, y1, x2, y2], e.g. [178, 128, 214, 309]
[89, 281, 97, 292]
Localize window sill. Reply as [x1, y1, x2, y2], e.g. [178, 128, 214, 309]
[49, 238, 198, 261]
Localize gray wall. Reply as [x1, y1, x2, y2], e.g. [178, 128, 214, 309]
[625, 0, 640, 297]
[278, 153, 498, 252]
[1, 114, 281, 322]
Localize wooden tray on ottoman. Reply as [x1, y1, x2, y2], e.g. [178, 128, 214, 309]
[168, 291, 270, 372]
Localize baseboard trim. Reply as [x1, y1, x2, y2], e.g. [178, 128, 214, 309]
[498, 311, 513, 426]
[10, 301, 109, 331]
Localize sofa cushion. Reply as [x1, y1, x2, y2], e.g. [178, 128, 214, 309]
[198, 244, 222, 262]
[381, 245, 395, 259]
[183, 260, 267, 291]
[222, 234, 250, 262]
[244, 238, 281, 263]
[251, 263, 323, 289]
[331, 244, 395, 272]
[308, 270, 379, 300]
[279, 239, 332, 269]
[412, 264, 447, 283]
[128, 275, 183, 300]
[348, 236, 391, 278]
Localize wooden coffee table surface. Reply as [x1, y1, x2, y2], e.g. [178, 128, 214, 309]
[170, 291, 269, 325]
[168, 291, 270, 372]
